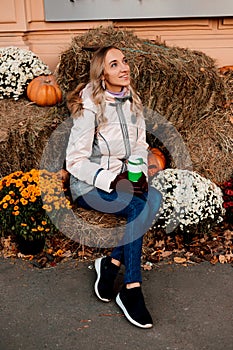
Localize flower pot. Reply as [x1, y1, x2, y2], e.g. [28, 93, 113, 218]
[16, 236, 45, 255]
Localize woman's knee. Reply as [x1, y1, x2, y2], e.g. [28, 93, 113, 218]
[148, 186, 162, 210]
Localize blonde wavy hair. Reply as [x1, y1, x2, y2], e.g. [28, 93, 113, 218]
[66, 46, 142, 124]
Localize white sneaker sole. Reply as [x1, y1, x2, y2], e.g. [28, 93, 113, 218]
[116, 293, 153, 329]
[94, 257, 111, 302]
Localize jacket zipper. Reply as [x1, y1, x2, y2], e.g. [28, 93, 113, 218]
[98, 132, 111, 169]
[115, 102, 131, 159]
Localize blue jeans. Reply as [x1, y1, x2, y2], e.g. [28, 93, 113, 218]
[77, 186, 162, 284]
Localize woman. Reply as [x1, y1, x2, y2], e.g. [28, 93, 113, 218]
[66, 46, 162, 329]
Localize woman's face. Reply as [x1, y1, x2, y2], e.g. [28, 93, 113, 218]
[102, 48, 130, 92]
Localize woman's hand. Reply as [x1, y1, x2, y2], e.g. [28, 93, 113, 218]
[110, 171, 131, 192]
[132, 173, 148, 194]
[110, 172, 148, 195]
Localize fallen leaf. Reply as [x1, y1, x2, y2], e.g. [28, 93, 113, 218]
[62, 250, 72, 258]
[184, 252, 194, 259]
[77, 325, 90, 330]
[54, 249, 63, 257]
[2, 236, 12, 248]
[225, 253, 233, 262]
[17, 252, 34, 260]
[78, 251, 86, 257]
[210, 256, 219, 265]
[219, 255, 227, 264]
[155, 240, 165, 248]
[161, 251, 173, 258]
[174, 257, 187, 264]
[224, 230, 233, 240]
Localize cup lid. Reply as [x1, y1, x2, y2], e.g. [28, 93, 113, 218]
[128, 155, 143, 165]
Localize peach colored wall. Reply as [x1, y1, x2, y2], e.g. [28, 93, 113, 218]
[0, 0, 233, 71]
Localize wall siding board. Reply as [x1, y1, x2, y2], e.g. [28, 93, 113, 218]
[0, 0, 17, 23]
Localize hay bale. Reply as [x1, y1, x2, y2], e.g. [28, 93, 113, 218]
[56, 25, 226, 131]
[0, 98, 69, 178]
[185, 108, 233, 184]
[219, 68, 233, 106]
[58, 207, 126, 248]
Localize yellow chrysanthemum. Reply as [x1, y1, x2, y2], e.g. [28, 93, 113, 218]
[42, 204, 53, 212]
[29, 196, 37, 203]
[66, 202, 72, 209]
[14, 171, 23, 177]
[21, 190, 30, 199]
[21, 175, 29, 182]
[30, 169, 38, 175]
[15, 179, 23, 187]
[27, 184, 36, 191]
[3, 203, 8, 209]
[43, 195, 54, 204]
[34, 189, 41, 197]
[20, 198, 28, 205]
[54, 202, 61, 210]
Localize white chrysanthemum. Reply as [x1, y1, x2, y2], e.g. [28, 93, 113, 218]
[151, 169, 225, 233]
[0, 46, 51, 100]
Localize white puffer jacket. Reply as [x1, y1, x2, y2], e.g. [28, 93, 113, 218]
[66, 84, 149, 200]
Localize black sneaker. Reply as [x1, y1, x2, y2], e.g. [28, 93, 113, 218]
[94, 256, 119, 302]
[116, 285, 153, 328]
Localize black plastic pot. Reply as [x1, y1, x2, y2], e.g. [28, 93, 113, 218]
[16, 236, 45, 255]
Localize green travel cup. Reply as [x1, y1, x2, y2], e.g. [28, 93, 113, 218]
[128, 155, 143, 182]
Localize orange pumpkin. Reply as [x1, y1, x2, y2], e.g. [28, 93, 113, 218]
[27, 75, 62, 106]
[148, 147, 166, 178]
[219, 65, 233, 74]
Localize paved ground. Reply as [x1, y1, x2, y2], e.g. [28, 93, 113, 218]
[1, 257, 233, 350]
